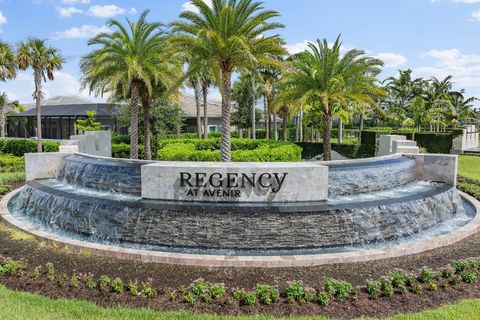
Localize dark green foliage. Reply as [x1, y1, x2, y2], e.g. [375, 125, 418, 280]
[294, 142, 361, 159]
[0, 185, 11, 196]
[323, 278, 353, 300]
[112, 277, 124, 294]
[285, 281, 305, 302]
[412, 283, 422, 294]
[45, 262, 55, 281]
[254, 284, 280, 305]
[460, 271, 477, 284]
[413, 132, 456, 154]
[458, 176, 480, 199]
[389, 271, 407, 294]
[366, 280, 381, 299]
[70, 274, 80, 288]
[84, 273, 96, 289]
[140, 282, 157, 298]
[317, 291, 330, 306]
[115, 138, 303, 162]
[99, 275, 111, 292]
[418, 267, 435, 283]
[233, 289, 257, 306]
[0, 139, 59, 156]
[450, 275, 462, 285]
[75, 111, 102, 132]
[441, 268, 454, 279]
[380, 277, 394, 298]
[0, 259, 27, 277]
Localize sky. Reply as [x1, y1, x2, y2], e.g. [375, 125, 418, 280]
[1, 0, 480, 104]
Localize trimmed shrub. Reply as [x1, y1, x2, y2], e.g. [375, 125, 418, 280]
[458, 176, 480, 199]
[295, 142, 361, 159]
[0, 139, 59, 156]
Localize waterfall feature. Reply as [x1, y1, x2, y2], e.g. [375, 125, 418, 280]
[7, 154, 475, 255]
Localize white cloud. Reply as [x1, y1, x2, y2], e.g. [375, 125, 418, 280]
[128, 7, 137, 15]
[414, 48, 480, 92]
[62, 0, 90, 4]
[53, 25, 110, 39]
[3, 71, 105, 104]
[0, 11, 7, 25]
[87, 5, 125, 18]
[421, 49, 480, 67]
[285, 40, 311, 55]
[181, 0, 213, 13]
[375, 52, 407, 68]
[432, 0, 480, 3]
[57, 6, 83, 17]
[472, 10, 480, 20]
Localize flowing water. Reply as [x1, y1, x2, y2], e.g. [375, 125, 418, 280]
[7, 154, 476, 255]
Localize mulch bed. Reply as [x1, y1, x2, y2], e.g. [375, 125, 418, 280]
[1, 182, 480, 319]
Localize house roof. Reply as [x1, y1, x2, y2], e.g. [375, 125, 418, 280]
[23, 96, 93, 109]
[179, 94, 222, 118]
[15, 103, 119, 117]
[13, 94, 223, 119]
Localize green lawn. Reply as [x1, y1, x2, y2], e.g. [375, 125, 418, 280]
[458, 155, 480, 180]
[1, 285, 480, 320]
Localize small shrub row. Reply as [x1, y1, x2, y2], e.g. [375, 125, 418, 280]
[1, 258, 480, 308]
[0, 139, 59, 157]
[458, 176, 480, 199]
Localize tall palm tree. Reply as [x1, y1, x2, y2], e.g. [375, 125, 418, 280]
[276, 36, 383, 161]
[81, 10, 170, 159]
[17, 38, 63, 152]
[0, 40, 16, 82]
[447, 90, 478, 127]
[171, 0, 286, 161]
[0, 93, 20, 137]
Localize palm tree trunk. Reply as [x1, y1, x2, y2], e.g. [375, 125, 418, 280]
[130, 82, 140, 159]
[359, 114, 364, 144]
[299, 110, 303, 142]
[220, 70, 232, 162]
[302, 125, 307, 142]
[251, 74, 256, 140]
[202, 85, 208, 139]
[34, 68, 43, 152]
[282, 115, 288, 142]
[142, 99, 151, 160]
[338, 117, 343, 144]
[264, 93, 269, 139]
[273, 113, 278, 140]
[0, 103, 5, 138]
[310, 126, 314, 142]
[194, 82, 201, 139]
[323, 112, 332, 161]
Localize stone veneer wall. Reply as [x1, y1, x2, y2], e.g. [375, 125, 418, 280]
[10, 181, 461, 251]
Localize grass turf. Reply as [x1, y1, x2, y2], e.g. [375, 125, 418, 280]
[458, 155, 480, 180]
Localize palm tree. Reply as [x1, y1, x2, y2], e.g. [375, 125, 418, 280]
[276, 36, 383, 161]
[171, 0, 286, 161]
[0, 40, 16, 82]
[0, 93, 20, 137]
[447, 90, 478, 127]
[17, 38, 63, 152]
[81, 10, 170, 159]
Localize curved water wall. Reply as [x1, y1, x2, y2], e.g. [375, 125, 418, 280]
[7, 153, 474, 254]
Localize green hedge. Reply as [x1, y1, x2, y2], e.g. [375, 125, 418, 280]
[112, 143, 145, 159]
[0, 139, 59, 156]
[295, 142, 361, 159]
[115, 138, 302, 162]
[458, 176, 480, 199]
[0, 155, 24, 172]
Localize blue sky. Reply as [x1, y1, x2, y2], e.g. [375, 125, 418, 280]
[1, 0, 480, 104]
